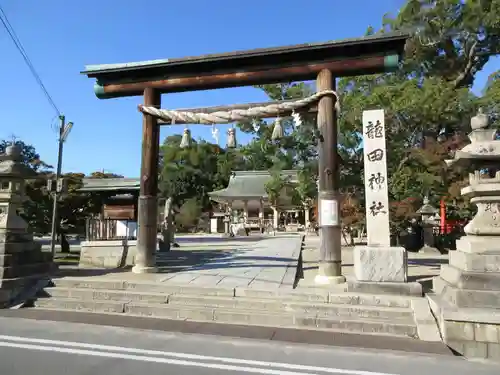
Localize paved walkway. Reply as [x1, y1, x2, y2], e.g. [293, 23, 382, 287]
[156, 235, 302, 288]
[55, 234, 449, 292]
[56, 235, 303, 289]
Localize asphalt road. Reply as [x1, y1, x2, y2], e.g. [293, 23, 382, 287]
[0, 317, 497, 375]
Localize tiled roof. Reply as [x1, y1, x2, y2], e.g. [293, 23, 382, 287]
[209, 170, 298, 199]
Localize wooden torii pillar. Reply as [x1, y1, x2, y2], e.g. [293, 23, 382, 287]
[82, 32, 409, 276]
[135, 88, 161, 272]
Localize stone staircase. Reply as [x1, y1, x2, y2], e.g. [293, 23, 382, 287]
[25, 277, 438, 340]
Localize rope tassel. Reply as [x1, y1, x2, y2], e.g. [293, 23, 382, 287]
[271, 118, 283, 141]
[180, 128, 192, 148]
[227, 127, 237, 148]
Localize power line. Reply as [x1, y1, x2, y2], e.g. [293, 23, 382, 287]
[0, 5, 61, 116]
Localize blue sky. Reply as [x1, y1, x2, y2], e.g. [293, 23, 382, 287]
[0, 0, 498, 177]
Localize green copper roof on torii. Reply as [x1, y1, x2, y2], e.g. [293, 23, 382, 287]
[84, 31, 409, 99]
[82, 32, 408, 75]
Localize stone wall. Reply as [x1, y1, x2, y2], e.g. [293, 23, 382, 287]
[79, 240, 139, 268]
[428, 295, 500, 360]
[0, 235, 53, 307]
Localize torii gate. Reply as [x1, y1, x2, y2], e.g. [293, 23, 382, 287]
[82, 32, 408, 283]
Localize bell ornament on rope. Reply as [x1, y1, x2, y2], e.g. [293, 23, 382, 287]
[227, 127, 237, 148]
[271, 117, 284, 141]
[292, 111, 302, 128]
[179, 128, 192, 148]
[470, 107, 489, 130]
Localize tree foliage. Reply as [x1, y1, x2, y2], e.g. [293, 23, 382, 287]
[159, 135, 234, 210]
[387, 0, 500, 88]
[264, 166, 290, 209]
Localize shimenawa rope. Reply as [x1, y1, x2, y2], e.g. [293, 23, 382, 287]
[139, 90, 340, 124]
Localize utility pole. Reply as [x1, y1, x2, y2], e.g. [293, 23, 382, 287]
[49, 115, 73, 259]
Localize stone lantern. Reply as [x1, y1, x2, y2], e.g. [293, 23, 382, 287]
[416, 196, 439, 253]
[0, 144, 52, 308]
[0, 145, 31, 234]
[430, 110, 500, 360]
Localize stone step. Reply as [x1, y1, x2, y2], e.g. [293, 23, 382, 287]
[440, 264, 500, 291]
[51, 278, 235, 298]
[34, 297, 126, 314]
[433, 276, 500, 309]
[166, 294, 414, 320]
[39, 287, 413, 320]
[321, 292, 412, 308]
[39, 287, 169, 304]
[449, 250, 500, 273]
[32, 297, 418, 338]
[50, 278, 413, 306]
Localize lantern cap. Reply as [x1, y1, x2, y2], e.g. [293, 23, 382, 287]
[0, 144, 37, 178]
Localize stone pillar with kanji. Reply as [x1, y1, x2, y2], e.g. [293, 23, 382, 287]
[350, 109, 420, 296]
[0, 144, 53, 308]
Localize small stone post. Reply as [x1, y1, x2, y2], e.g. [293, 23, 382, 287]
[223, 202, 232, 236]
[242, 200, 249, 223]
[272, 207, 279, 230]
[223, 215, 230, 236]
[304, 204, 311, 230]
[0, 144, 53, 307]
[158, 197, 173, 252]
[258, 200, 264, 233]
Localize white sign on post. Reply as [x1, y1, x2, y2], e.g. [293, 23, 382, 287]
[362, 109, 391, 246]
[319, 199, 338, 226]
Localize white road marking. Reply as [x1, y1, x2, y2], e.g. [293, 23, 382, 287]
[0, 335, 398, 375]
[0, 341, 317, 375]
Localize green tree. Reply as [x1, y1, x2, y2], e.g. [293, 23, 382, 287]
[21, 170, 105, 235]
[386, 0, 500, 88]
[264, 161, 296, 210]
[176, 197, 203, 232]
[58, 172, 104, 235]
[264, 170, 288, 210]
[159, 134, 233, 211]
[87, 171, 124, 179]
[477, 70, 500, 127]
[295, 166, 317, 208]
